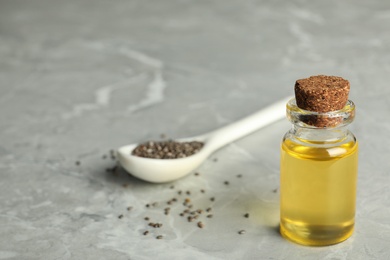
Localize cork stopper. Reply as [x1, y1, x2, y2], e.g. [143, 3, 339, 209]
[294, 75, 350, 127]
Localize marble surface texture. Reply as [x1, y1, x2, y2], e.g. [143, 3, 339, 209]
[1, 0, 390, 259]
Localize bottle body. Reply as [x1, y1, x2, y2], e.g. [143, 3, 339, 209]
[280, 99, 358, 246]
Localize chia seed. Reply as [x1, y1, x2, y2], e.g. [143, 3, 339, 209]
[197, 222, 204, 228]
[132, 140, 204, 159]
[110, 150, 116, 160]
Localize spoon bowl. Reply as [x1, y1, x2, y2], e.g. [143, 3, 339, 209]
[117, 96, 292, 183]
[117, 135, 210, 183]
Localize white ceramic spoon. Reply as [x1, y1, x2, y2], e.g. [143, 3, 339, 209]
[117, 96, 292, 183]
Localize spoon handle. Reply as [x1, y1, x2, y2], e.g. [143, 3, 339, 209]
[204, 96, 292, 151]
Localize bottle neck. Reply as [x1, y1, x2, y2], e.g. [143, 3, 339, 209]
[291, 125, 349, 143]
[286, 98, 355, 144]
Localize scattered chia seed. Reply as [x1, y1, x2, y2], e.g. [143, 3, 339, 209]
[118, 214, 123, 219]
[136, 183, 221, 239]
[194, 172, 200, 176]
[127, 206, 133, 211]
[149, 223, 162, 228]
[102, 155, 107, 159]
[105, 165, 118, 173]
[167, 198, 177, 205]
[224, 181, 229, 185]
[273, 188, 278, 193]
[132, 140, 204, 159]
[213, 158, 218, 162]
[238, 230, 246, 235]
[237, 174, 242, 178]
[75, 161, 80, 166]
[244, 213, 249, 218]
[110, 150, 116, 160]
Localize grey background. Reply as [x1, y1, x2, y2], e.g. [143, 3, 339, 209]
[1, 0, 389, 259]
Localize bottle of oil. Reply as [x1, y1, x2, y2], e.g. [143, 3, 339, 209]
[280, 75, 358, 246]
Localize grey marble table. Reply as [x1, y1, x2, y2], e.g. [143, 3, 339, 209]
[1, 0, 390, 259]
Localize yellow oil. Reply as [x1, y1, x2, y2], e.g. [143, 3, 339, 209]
[280, 138, 358, 246]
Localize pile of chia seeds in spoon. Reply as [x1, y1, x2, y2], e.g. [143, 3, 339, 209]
[132, 140, 204, 159]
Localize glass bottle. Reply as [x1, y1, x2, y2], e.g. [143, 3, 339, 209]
[280, 98, 358, 246]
